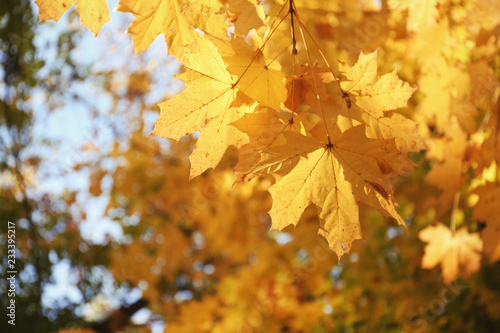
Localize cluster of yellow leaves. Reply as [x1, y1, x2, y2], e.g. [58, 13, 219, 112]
[403, 0, 500, 281]
[36, 0, 422, 259]
[147, 2, 423, 259]
[37, 0, 500, 277]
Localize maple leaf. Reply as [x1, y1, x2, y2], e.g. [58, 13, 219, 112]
[152, 33, 244, 178]
[152, 32, 288, 178]
[36, 0, 110, 36]
[419, 223, 483, 283]
[115, 0, 190, 56]
[249, 125, 416, 258]
[339, 51, 416, 115]
[116, 0, 224, 57]
[333, 51, 424, 153]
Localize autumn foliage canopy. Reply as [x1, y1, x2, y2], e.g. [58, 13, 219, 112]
[27, 0, 500, 331]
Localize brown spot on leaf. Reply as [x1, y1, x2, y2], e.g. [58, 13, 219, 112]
[367, 181, 389, 199]
[377, 160, 393, 176]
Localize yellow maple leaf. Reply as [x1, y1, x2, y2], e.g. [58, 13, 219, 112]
[116, 0, 190, 56]
[419, 223, 483, 283]
[188, 101, 254, 178]
[331, 51, 424, 152]
[116, 0, 224, 56]
[36, 0, 110, 36]
[153, 32, 290, 178]
[339, 51, 417, 116]
[152, 33, 242, 178]
[250, 125, 416, 258]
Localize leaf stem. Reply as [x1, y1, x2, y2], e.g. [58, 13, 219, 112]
[290, 0, 298, 115]
[289, 0, 297, 57]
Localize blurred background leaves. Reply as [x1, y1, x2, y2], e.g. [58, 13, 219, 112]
[1, 1, 500, 333]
